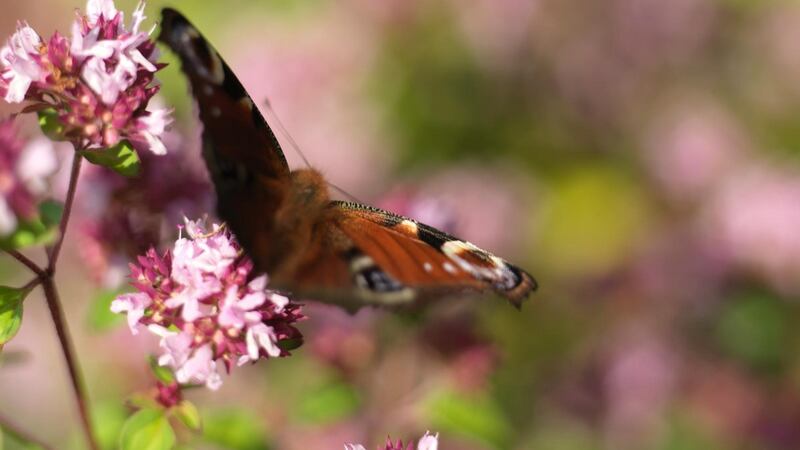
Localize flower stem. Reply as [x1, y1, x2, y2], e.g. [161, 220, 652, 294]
[47, 152, 82, 270]
[38, 151, 99, 450]
[42, 275, 99, 450]
[6, 249, 45, 277]
[0, 411, 56, 450]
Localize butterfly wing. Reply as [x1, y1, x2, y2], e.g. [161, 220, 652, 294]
[159, 9, 537, 310]
[158, 9, 291, 262]
[286, 201, 537, 309]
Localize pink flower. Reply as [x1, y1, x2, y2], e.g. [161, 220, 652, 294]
[416, 433, 438, 450]
[85, 0, 119, 24]
[110, 292, 151, 334]
[0, 118, 57, 236]
[0, 0, 171, 155]
[346, 432, 439, 450]
[704, 163, 800, 293]
[154, 380, 181, 408]
[218, 279, 268, 329]
[112, 218, 304, 390]
[73, 1, 158, 105]
[74, 137, 212, 287]
[641, 96, 744, 202]
[175, 344, 222, 390]
[0, 23, 44, 103]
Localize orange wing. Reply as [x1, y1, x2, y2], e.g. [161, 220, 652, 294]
[286, 201, 537, 309]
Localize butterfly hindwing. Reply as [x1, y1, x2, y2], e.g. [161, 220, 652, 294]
[286, 201, 537, 308]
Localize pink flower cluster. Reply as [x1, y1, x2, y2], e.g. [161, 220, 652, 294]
[0, 118, 57, 236]
[111, 218, 304, 390]
[345, 432, 439, 450]
[76, 139, 212, 287]
[0, 0, 170, 154]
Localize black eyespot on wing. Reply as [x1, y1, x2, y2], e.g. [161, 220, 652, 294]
[356, 266, 406, 292]
[341, 247, 406, 293]
[189, 34, 214, 72]
[504, 263, 531, 290]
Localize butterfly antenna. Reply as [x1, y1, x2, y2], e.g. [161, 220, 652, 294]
[262, 98, 312, 169]
[262, 98, 364, 203]
[328, 181, 363, 203]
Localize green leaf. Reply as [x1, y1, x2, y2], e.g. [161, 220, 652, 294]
[81, 140, 141, 177]
[38, 200, 63, 228]
[148, 355, 176, 384]
[296, 380, 360, 424]
[0, 211, 61, 250]
[425, 390, 511, 450]
[0, 286, 28, 346]
[202, 409, 270, 450]
[92, 401, 128, 450]
[37, 108, 67, 141]
[87, 289, 126, 332]
[119, 408, 176, 450]
[716, 290, 789, 372]
[174, 401, 202, 431]
[276, 336, 303, 352]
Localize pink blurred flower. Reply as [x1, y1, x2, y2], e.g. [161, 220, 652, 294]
[0, 0, 170, 155]
[111, 218, 304, 390]
[75, 137, 212, 287]
[704, 163, 800, 293]
[229, 15, 388, 192]
[603, 332, 677, 448]
[0, 118, 56, 235]
[447, 0, 537, 68]
[346, 431, 438, 450]
[642, 96, 745, 202]
[306, 303, 377, 377]
[377, 167, 529, 254]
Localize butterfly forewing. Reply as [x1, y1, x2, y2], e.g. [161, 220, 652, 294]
[158, 9, 537, 310]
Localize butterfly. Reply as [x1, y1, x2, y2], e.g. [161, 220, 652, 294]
[157, 9, 537, 310]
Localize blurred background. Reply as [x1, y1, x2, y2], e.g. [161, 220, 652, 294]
[4, 0, 800, 449]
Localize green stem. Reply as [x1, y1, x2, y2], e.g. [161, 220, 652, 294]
[0, 411, 56, 450]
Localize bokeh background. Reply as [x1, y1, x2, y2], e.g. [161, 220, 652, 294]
[4, 0, 800, 449]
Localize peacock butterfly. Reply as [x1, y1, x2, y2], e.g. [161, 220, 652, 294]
[158, 9, 537, 310]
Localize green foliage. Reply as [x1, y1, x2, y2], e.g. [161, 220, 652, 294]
[81, 141, 141, 177]
[174, 401, 202, 432]
[87, 289, 127, 332]
[425, 390, 511, 450]
[296, 380, 360, 424]
[119, 409, 176, 450]
[276, 336, 303, 352]
[369, 11, 584, 174]
[519, 417, 600, 450]
[716, 289, 791, 372]
[657, 413, 723, 450]
[37, 108, 67, 141]
[92, 401, 127, 450]
[0, 201, 63, 251]
[0, 286, 29, 347]
[149, 355, 176, 385]
[534, 165, 652, 277]
[202, 409, 271, 450]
